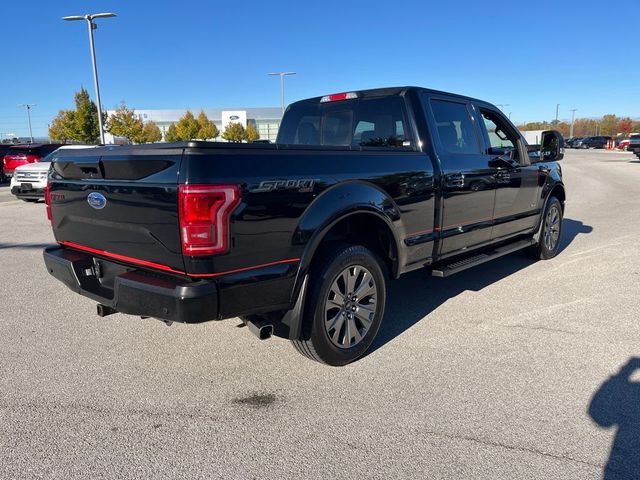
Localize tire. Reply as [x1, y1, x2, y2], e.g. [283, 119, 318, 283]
[528, 196, 563, 260]
[21, 198, 39, 203]
[291, 243, 386, 366]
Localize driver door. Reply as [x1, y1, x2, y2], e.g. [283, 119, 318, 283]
[476, 107, 541, 240]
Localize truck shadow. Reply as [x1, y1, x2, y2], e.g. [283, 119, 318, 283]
[369, 218, 593, 355]
[588, 357, 640, 480]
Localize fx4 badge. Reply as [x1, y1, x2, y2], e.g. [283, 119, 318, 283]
[251, 179, 318, 193]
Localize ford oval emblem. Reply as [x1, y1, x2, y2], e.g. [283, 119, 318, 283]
[229, 115, 239, 120]
[87, 192, 107, 210]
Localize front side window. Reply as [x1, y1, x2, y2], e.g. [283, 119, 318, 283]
[429, 99, 480, 154]
[479, 109, 520, 161]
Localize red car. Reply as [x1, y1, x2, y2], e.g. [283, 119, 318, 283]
[2, 144, 63, 177]
[618, 135, 640, 150]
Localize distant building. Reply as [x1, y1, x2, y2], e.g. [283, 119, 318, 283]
[103, 107, 282, 143]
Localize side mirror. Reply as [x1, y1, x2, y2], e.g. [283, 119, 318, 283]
[540, 130, 564, 162]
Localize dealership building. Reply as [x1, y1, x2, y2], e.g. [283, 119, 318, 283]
[103, 107, 283, 143]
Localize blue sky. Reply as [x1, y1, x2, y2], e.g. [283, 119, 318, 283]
[2, 0, 639, 137]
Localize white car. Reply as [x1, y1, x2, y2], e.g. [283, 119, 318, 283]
[10, 145, 98, 202]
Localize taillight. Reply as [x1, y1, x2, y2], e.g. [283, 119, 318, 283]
[3, 154, 39, 163]
[320, 92, 358, 103]
[178, 184, 240, 256]
[45, 180, 52, 225]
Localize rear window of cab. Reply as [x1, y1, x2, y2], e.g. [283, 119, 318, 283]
[277, 96, 413, 149]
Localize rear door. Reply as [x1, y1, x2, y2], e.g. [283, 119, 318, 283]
[49, 146, 186, 272]
[421, 93, 497, 257]
[475, 106, 540, 240]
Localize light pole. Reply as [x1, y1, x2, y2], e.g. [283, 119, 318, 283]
[268, 72, 296, 114]
[555, 104, 560, 124]
[496, 103, 510, 112]
[18, 104, 36, 143]
[63, 12, 116, 144]
[569, 109, 577, 137]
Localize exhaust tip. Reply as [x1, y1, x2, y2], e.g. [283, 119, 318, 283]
[96, 304, 117, 317]
[246, 318, 273, 340]
[259, 324, 273, 340]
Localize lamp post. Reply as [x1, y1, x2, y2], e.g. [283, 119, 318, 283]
[18, 104, 36, 143]
[496, 103, 510, 112]
[569, 109, 577, 137]
[555, 103, 560, 124]
[268, 72, 296, 114]
[63, 12, 116, 144]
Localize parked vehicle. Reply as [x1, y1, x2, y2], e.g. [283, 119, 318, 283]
[617, 134, 640, 151]
[2, 144, 62, 178]
[629, 137, 640, 159]
[0, 144, 20, 182]
[43, 87, 565, 366]
[10, 145, 98, 201]
[564, 137, 584, 149]
[574, 136, 611, 149]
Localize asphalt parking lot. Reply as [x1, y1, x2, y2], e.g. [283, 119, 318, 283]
[1, 149, 639, 479]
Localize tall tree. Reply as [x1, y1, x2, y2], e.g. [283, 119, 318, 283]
[618, 118, 634, 136]
[222, 122, 246, 143]
[73, 87, 101, 144]
[245, 122, 260, 142]
[573, 118, 599, 137]
[165, 123, 179, 142]
[106, 103, 144, 143]
[599, 114, 619, 136]
[175, 110, 200, 140]
[141, 121, 162, 143]
[48, 110, 76, 143]
[197, 111, 219, 140]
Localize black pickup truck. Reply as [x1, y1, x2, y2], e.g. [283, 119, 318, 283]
[43, 87, 565, 365]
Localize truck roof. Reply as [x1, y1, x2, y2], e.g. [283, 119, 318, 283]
[288, 86, 491, 109]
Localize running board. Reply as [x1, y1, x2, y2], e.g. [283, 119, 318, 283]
[431, 238, 535, 278]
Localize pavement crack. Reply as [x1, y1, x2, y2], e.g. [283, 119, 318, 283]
[418, 429, 603, 469]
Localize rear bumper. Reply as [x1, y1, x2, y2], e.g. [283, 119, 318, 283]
[43, 246, 218, 323]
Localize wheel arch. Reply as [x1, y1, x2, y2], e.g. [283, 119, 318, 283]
[294, 181, 404, 283]
[549, 183, 566, 210]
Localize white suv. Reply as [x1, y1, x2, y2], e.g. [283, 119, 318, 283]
[10, 145, 98, 202]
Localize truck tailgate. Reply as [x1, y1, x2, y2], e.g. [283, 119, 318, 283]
[49, 146, 186, 273]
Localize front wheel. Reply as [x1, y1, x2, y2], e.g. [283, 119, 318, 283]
[291, 244, 386, 366]
[529, 197, 563, 260]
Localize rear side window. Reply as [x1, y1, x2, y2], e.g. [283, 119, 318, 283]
[277, 96, 412, 148]
[429, 99, 480, 154]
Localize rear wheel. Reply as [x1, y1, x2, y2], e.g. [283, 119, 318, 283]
[529, 196, 563, 260]
[291, 244, 386, 366]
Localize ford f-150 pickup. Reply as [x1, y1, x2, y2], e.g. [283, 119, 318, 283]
[43, 87, 566, 365]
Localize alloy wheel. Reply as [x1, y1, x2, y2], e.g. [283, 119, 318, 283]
[324, 265, 378, 349]
[544, 205, 561, 252]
